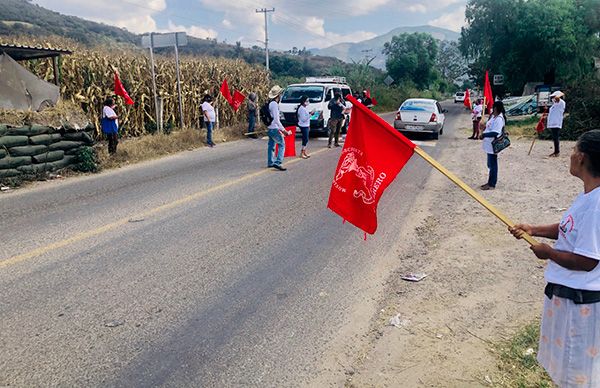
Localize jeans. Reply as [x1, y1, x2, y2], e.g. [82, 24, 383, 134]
[205, 121, 214, 145]
[328, 118, 342, 145]
[106, 132, 118, 154]
[247, 113, 256, 133]
[550, 127, 560, 154]
[487, 153, 498, 187]
[267, 128, 284, 166]
[299, 126, 309, 148]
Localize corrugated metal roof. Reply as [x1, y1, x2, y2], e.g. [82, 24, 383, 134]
[0, 43, 72, 60]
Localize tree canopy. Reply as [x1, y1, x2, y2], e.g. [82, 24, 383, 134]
[460, 0, 600, 94]
[383, 32, 438, 89]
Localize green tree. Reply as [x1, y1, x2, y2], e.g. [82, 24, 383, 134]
[383, 32, 439, 89]
[435, 40, 468, 83]
[460, 0, 600, 94]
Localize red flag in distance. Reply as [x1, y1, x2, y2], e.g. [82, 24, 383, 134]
[327, 95, 416, 235]
[231, 90, 246, 112]
[484, 71, 494, 114]
[463, 89, 471, 108]
[220, 79, 233, 104]
[114, 72, 134, 105]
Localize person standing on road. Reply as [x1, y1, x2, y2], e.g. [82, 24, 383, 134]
[361, 90, 373, 109]
[509, 129, 600, 387]
[479, 100, 506, 190]
[202, 95, 216, 147]
[266, 85, 292, 171]
[548, 91, 566, 157]
[327, 93, 344, 148]
[469, 98, 483, 140]
[297, 95, 313, 159]
[101, 97, 119, 155]
[247, 92, 258, 138]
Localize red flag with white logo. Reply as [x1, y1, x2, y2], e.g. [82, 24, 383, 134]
[220, 79, 233, 104]
[114, 72, 134, 105]
[328, 95, 416, 235]
[231, 90, 246, 112]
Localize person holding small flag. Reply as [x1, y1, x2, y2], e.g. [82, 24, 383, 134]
[469, 98, 483, 140]
[201, 94, 216, 148]
[101, 97, 119, 155]
[479, 101, 506, 190]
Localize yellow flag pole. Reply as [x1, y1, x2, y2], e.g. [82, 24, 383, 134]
[413, 146, 538, 246]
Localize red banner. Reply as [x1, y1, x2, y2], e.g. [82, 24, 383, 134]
[463, 88, 471, 108]
[220, 79, 233, 104]
[114, 72, 134, 105]
[484, 71, 494, 114]
[231, 90, 246, 112]
[327, 95, 416, 235]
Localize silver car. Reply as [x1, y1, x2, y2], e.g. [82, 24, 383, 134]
[394, 98, 446, 139]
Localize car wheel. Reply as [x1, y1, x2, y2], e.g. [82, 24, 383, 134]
[432, 131, 439, 140]
[440, 127, 444, 135]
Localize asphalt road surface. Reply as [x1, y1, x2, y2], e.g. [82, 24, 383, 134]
[0, 103, 465, 387]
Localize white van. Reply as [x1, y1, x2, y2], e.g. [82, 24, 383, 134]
[279, 77, 352, 137]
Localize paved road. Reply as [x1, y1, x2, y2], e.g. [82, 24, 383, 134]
[0, 103, 465, 386]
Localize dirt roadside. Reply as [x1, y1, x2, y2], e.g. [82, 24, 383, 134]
[313, 115, 579, 387]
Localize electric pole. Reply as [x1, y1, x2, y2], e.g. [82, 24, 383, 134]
[255, 7, 275, 72]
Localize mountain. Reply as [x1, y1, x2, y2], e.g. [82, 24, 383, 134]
[311, 25, 460, 70]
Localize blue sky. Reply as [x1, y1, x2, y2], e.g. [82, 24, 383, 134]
[33, 0, 467, 50]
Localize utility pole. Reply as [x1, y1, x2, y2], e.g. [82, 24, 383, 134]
[255, 7, 275, 72]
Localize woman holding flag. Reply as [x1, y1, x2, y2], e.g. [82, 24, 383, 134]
[510, 130, 600, 387]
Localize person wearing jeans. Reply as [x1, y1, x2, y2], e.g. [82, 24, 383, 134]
[202, 94, 216, 147]
[101, 97, 119, 155]
[266, 85, 291, 171]
[480, 101, 506, 190]
[247, 92, 257, 138]
[547, 91, 566, 157]
[297, 95, 312, 159]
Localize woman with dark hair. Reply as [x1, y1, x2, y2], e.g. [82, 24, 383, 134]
[510, 130, 600, 387]
[297, 95, 312, 159]
[479, 100, 506, 190]
[202, 94, 216, 147]
[101, 97, 119, 155]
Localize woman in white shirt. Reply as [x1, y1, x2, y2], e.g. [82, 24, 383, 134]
[547, 91, 566, 157]
[479, 101, 505, 190]
[469, 98, 483, 140]
[296, 95, 312, 159]
[510, 130, 600, 387]
[201, 95, 216, 147]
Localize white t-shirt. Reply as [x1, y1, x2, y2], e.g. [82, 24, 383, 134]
[202, 101, 215, 122]
[297, 105, 310, 127]
[102, 106, 118, 128]
[472, 104, 483, 120]
[481, 114, 504, 154]
[547, 99, 565, 128]
[268, 100, 284, 130]
[545, 187, 600, 290]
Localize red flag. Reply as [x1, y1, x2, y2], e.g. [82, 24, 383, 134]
[536, 112, 547, 134]
[483, 71, 493, 114]
[231, 90, 246, 112]
[114, 72, 134, 105]
[463, 89, 471, 108]
[371, 96, 378, 106]
[275, 126, 296, 157]
[328, 95, 416, 235]
[220, 79, 233, 104]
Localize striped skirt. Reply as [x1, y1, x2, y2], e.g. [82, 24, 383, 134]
[538, 295, 600, 387]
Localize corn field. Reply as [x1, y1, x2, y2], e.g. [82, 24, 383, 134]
[3, 36, 270, 137]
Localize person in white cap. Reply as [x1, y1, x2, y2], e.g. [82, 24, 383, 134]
[266, 85, 292, 171]
[548, 91, 566, 157]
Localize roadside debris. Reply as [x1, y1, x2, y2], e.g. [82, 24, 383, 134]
[104, 320, 124, 328]
[0, 186, 10, 192]
[389, 313, 410, 328]
[128, 217, 145, 223]
[401, 272, 427, 282]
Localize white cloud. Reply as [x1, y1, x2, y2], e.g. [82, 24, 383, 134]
[427, 5, 466, 32]
[308, 30, 378, 49]
[166, 21, 217, 39]
[407, 4, 427, 13]
[222, 19, 232, 29]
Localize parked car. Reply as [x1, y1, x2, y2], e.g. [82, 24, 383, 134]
[394, 98, 446, 139]
[454, 91, 465, 103]
[279, 77, 352, 137]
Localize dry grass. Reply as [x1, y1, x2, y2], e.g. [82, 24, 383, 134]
[0, 100, 89, 128]
[96, 123, 248, 169]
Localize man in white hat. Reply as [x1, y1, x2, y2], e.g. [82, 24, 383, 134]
[547, 90, 566, 157]
[266, 85, 292, 171]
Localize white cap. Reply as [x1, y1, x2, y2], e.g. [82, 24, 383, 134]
[550, 90, 564, 98]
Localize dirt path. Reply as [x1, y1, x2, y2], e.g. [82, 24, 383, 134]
[313, 119, 579, 387]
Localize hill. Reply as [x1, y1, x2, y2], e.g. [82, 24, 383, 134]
[311, 25, 460, 69]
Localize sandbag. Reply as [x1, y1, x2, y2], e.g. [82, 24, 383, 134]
[29, 133, 62, 145]
[65, 146, 85, 156]
[63, 131, 94, 145]
[0, 169, 21, 178]
[49, 141, 82, 151]
[9, 145, 48, 157]
[0, 148, 6, 159]
[7, 125, 51, 136]
[0, 156, 31, 169]
[0, 124, 8, 136]
[17, 163, 52, 174]
[0, 136, 28, 148]
[50, 155, 76, 170]
[33, 151, 63, 163]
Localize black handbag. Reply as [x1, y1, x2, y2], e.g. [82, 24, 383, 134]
[492, 127, 510, 154]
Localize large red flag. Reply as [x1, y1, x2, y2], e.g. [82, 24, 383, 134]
[114, 72, 134, 105]
[220, 79, 233, 104]
[275, 126, 296, 157]
[483, 71, 493, 114]
[463, 89, 471, 108]
[328, 95, 416, 235]
[231, 90, 246, 112]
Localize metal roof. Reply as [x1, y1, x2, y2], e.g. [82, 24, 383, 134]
[0, 43, 72, 60]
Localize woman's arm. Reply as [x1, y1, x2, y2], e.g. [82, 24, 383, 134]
[530, 243, 598, 271]
[510, 223, 559, 240]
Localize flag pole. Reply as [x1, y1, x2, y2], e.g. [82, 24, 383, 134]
[413, 146, 538, 246]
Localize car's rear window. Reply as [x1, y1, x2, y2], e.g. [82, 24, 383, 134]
[281, 86, 324, 103]
[400, 100, 435, 112]
[456, 92, 465, 96]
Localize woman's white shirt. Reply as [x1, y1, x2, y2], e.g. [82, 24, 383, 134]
[102, 106, 118, 127]
[297, 105, 310, 127]
[482, 114, 504, 154]
[201, 102, 215, 122]
[545, 187, 600, 290]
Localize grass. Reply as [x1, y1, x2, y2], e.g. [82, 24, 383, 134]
[505, 116, 540, 138]
[96, 124, 247, 170]
[493, 322, 553, 387]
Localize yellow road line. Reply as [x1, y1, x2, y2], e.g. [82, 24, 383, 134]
[0, 148, 329, 269]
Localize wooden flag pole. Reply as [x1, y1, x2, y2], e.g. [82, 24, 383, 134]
[528, 136, 537, 156]
[413, 146, 538, 246]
